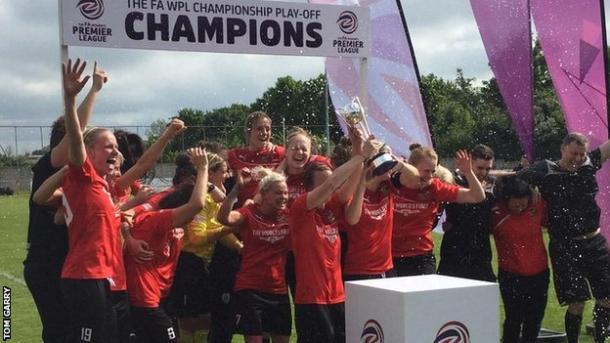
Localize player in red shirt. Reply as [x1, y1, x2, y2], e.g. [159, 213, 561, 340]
[227, 111, 286, 205]
[342, 162, 396, 280]
[491, 176, 549, 343]
[217, 171, 291, 343]
[277, 127, 332, 207]
[391, 147, 485, 276]
[275, 127, 332, 297]
[290, 134, 379, 343]
[125, 147, 211, 343]
[59, 58, 123, 343]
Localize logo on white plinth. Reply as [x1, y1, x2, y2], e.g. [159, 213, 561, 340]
[360, 319, 384, 343]
[433, 321, 470, 343]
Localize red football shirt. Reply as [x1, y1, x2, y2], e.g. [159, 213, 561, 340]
[391, 178, 459, 257]
[290, 193, 345, 304]
[491, 202, 548, 276]
[285, 155, 331, 208]
[343, 185, 394, 275]
[227, 145, 285, 205]
[108, 181, 133, 291]
[132, 187, 174, 216]
[234, 204, 290, 294]
[125, 210, 182, 308]
[61, 158, 121, 280]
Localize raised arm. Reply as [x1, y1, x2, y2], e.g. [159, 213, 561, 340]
[52, 61, 107, 167]
[117, 118, 187, 190]
[454, 150, 486, 203]
[344, 169, 367, 225]
[216, 171, 246, 227]
[306, 138, 377, 210]
[171, 147, 208, 227]
[32, 165, 68, 206]
[336, 127, 365, 203]
[395, 160, 421, 188]
[62, 59, 91, 167]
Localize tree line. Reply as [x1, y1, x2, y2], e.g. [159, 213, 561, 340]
[151, 42, 568, 162]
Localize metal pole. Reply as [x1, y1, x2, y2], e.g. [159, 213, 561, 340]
[324, 75, 330, 156]
[282, 117, 286, 146]
[14, 127, 18, 156]
[40, 126, 44, 150]
[359, 58, 368, 109]
[599, 0, 610, 139]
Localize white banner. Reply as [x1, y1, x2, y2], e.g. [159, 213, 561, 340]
[60, 0, 369, 57]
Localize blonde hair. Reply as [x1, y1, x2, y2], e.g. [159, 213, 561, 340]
[206, 152, 225, 172]
[258, 171, 287, 194]
[434, 164, 454, 184]
[287, 127, 312, 146]
[83, 127, 111, 149]
[408, 146, 438, 166]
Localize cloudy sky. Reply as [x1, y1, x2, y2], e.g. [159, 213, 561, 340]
[0, 0, 607, 154]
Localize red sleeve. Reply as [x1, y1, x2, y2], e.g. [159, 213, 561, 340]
[237, 205, 252, 230]
[67, 158, 96, 184]
[227, 148, 242, 170]
[275, 145, 286, 159]
[430, 178, 460, 202]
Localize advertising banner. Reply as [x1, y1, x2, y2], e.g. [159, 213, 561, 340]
[532, 0, 610, 238]
[470, 0, 534, 160]
[60, 0, 370, 57]
[311, 0, 431, 158]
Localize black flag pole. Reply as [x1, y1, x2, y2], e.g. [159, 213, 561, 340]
[600, 0, 610, 138]
[394, 0, 436, 149]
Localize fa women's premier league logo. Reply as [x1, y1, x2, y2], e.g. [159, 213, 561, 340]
[360, 319, 384, 343]
[433, 321, 471, 343]
[77, 0, 105, 20]
[337, 10, 358, 34]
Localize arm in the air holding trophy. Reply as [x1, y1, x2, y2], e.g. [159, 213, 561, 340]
[345, 166, 368, 225]
[306, 137, 377, 210]
[336, 126, 366, 204]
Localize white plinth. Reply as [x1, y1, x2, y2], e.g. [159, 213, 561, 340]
[346, 275, 499, 342]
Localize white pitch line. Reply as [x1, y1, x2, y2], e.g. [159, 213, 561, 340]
[0, 271, 26, 287]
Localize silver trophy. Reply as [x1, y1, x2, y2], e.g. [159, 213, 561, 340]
[337, 97, 397, 176]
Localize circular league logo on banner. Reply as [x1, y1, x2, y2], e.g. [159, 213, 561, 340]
[433, 321, 471, 343]
[77, 0, 105, 20]
[337, 10, 358, 34]
[360, 319, 384, 343]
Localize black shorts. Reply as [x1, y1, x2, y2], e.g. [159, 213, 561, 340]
[131, 306, 178, 343]
[549, 234, 610, 305]
[111, 291, 136, 343]
[166, 252, 211, 317]
[234, 290, 291, 336]
[392, 252, 436, 277]
[24, 259, 70, 343]
[61, 278, 117, 343]
[295, 303, 345, 343]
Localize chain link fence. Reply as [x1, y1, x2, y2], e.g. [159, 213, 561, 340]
[0, 123, 342, 161]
